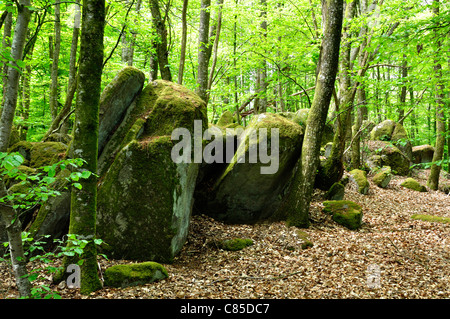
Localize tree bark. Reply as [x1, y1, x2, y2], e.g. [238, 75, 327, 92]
[177, 0, 188, 84]
[427, 0, 445, 190]
[0, 0, 32, 298]
[282, 0, 344, 228]
[207, 0, 224, 101]
[196, 0, 211, 102]
[149, 0, 172, 81]
[66, 0, 105, 294]
[316, 0, 357, 189]
[49, 0, 61, 121]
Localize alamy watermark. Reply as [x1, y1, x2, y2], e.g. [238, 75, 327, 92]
[366, 264, 381, 289]
[170, 120, 280, 175]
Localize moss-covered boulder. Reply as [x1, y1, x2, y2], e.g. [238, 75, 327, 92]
[412, 145, 434, 165]
[29, 142, 67, 168]
[103, 262, 168, 288]
[97, 80, 207, 263]
[28, 169, 72, 241]
[98, 66, 146, 154]
[292, 108, 334, 147]
[372, 166, 392, 188]
[7, 141, 35, 166]
[323, 200, 363, 230]
[216, 110, 234, 127]
[369, 120, 412, 162]
[325, 181, 345, 200]
[349, 169, 370, 195]
[400, 178, 427, 192]
[196, 113, 303, 224]
[379, 143, 410, 176]
[44, 133, 72, 145]
[370, 120, 396, 141]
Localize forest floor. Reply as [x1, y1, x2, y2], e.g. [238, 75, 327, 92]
[1, 168, 449, 299]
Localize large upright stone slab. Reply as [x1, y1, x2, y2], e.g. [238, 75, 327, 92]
[196, 113, 304, 224]
[97, 80, 207, 263]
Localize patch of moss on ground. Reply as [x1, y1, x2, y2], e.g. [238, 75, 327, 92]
[411, 214, 450, 224]
[218, 238, 254, 251]
[104, 262, 169, 288]
[296, 230, 313, 249]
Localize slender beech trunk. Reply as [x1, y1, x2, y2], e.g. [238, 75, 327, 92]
[149, 0, 172, 81]
[257, 0, 268, 113]
[316, 0, 357, 189]
[282, 0, 343, 228]
[398, 55, 407, 124]
[49, 0, 61, 121]
[66, 0, 105, 294]
[427, 0, 445, 190]
[1, 8, 12, 109]
[351, 86, 366, 169]
[0, 0, 32, 298]
[207, 0, 224, 102]
[178, 0, 188, 84]
[196, 0, 211, 103]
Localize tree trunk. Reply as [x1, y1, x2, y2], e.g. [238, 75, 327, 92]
[257, 0, 268, 113]
[398, 55, 407, 124]
[427, 0, 445, 190]
[1, 8, 12, 109]
[350, 85, 366, 169]
[207, 0, 224, 102]
[316, 0, 357, 190]
[66, 0, 105, 295]
[282, 0, 344, 228]
[49, 0, 61, 121]
[177, 0, 188, 84]
[196, 0, 211, 103]
[149, 0, 172, 81]
[62, 0, 81, 134]
[0, 0, 32, 298]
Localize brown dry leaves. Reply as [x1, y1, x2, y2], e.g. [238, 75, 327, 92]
[1, 169, 449, 299]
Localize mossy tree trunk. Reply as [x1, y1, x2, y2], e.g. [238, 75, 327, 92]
[149, 0, 172, 81]
[427, 0, 445, 190]
[66, 0, 105, 295]
[0, 0, 32, 298]
[283, 0, 343, 228]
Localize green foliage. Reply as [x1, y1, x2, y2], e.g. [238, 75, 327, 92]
[1, 232, 105, 299]
[0, 152, 94, 213]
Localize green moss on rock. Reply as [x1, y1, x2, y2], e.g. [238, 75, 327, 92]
[204, 112, 304, 224]
[323, 200, 363, 230]
[217, 110, 234, 127]
[218, 238, 253, 251]
[400, 178, 427, 192]
[104, 262, 168, 288]
[379, 144, 410, 176]
[349, 169, 370, 195]
[370, 119, 396, 141]
[325, 182, 345, 200]
[372, 166, 392, 188]
[29, 142, 67, 168]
